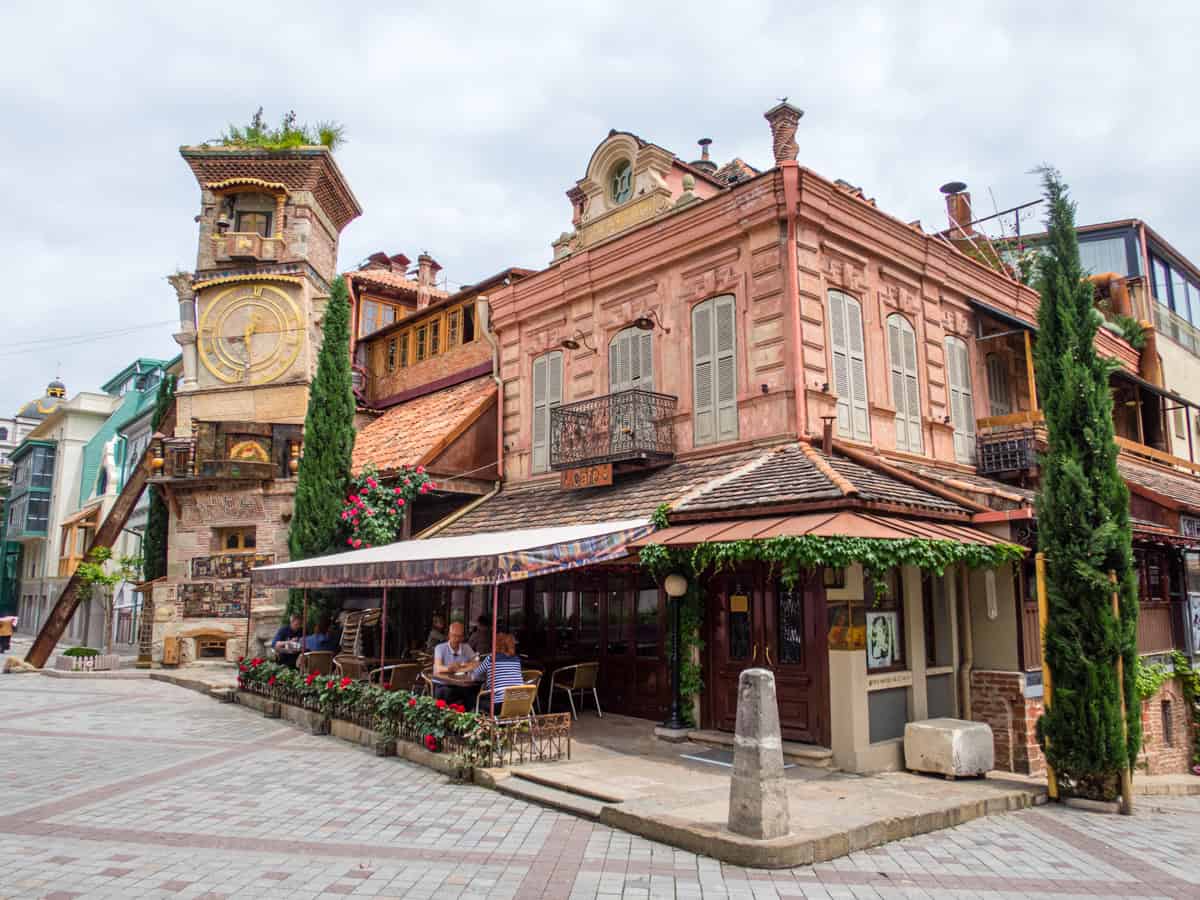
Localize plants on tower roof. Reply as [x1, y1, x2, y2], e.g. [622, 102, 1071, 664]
[217, 107, 346, 152]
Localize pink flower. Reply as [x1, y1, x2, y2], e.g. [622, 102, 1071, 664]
[348, 494, 358, 504]
[366, 509, 374, 517]
[347, 538, 355, 546]
[387, 508, 395, 516]
[404, 479, 411, 487]
[367, 478, 377, 489]
[396, 499, 405, 508]
[427, 482, 436, 490]
[352, 539, 362, 549]
[394, 487, 403, 495]
[416, 465, 426, 475]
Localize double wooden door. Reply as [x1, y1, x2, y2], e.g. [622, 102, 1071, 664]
[707, 573, 828, 746]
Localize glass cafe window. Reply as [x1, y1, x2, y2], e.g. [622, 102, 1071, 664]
[32, 446, 56, 489]
[1077, 236, 1129, 277]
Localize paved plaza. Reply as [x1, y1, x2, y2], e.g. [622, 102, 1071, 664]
[0, 676, 1195, 899]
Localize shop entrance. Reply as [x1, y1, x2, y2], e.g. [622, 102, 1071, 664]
[706, 572, 829, 746]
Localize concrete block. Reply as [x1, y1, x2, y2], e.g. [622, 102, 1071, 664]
[904, 717, 994, 778]
[728, 668, 791, 839]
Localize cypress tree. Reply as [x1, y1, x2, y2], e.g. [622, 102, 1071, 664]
[141, 373, 176, 582]
[287, 276, 356, 621]
[1034, 167, 1140, 800]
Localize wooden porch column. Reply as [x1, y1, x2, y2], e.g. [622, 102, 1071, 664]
[1023, 331, 1038, 413]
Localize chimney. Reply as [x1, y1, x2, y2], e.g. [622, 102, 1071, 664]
[940, 182, 973, 235]
[763, 100, 804, 165]
[820, 415, 836, 454]
[416, 252, 441, 309]
[690, 138, 717, 174]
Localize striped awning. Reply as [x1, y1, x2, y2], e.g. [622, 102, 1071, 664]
[252, 519, 653, 589]
[630, 510, 1012, 547]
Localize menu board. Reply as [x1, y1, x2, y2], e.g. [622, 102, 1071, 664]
[190, 553, 274, 580]
[180, 582, 249, 619]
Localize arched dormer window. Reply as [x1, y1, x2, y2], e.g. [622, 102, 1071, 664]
[609, 161, 633, 204]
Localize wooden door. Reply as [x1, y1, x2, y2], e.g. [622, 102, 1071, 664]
[707, 575, 829, 746]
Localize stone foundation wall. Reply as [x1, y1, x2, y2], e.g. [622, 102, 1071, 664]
[972, 668, 1196, 776]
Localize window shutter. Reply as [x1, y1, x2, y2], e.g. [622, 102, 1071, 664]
[901, 321, 923, 454]
[638, 330, 653, 391]
[609, 335, 626, 393]
[985, 353, 1012, 417]
[828, 290, 851, 436]
[888, 315, 923, 453]
[532, 355, 548, 473]
[609, 328, 653, 393]
[945, 338, 976, 463]
[887, 317, 908, 450]
[692, 302, 715, 445]
[715, 295, 738, 442]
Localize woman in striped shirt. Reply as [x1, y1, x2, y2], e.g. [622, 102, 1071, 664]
[472, 632, 525, 713]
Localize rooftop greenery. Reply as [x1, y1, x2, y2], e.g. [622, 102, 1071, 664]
[218, 108, 346, 152]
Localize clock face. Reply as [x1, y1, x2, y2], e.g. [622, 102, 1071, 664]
[198, 283, 304, 385]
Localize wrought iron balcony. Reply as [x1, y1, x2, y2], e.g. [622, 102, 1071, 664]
[550, 389, 676, 471]
[976, 428, 1039, 476]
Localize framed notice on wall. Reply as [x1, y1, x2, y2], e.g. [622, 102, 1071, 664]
[1189, 593, 1200, 656]
[866, 610, 899, 670]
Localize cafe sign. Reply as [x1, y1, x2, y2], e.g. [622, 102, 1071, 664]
[560, 463, 613, 490]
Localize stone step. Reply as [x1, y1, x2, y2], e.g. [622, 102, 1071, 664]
[494, 775, 608, 820]
[509, 769, 625, 804]
[686, 729, 835, 769]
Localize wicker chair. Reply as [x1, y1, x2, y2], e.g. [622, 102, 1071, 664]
[417, 666, 435, 696]
[333, 655, 368, 681]
[548, 662, 601, 719]
[370, 662, 421, 692]
[521, 668, 544, 711]
[299, 651, 334, 678]
[475, 683, 538, 722]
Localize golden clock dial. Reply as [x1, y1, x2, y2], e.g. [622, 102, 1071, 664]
[197, 284, 304, 385]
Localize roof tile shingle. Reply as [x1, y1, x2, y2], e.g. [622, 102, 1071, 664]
[352, 376, 495, 475]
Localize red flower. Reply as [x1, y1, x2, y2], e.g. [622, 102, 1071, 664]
[450, 703, 465, 713]
[239, 664, 248, 672]
[305, 672, 317, 685]
[407, 697, 417, 707]
[347, 537, 355, 546]
[268, 675, 276, 686]
[348, 494, 358, 504]
[435, 698, 446, 709]
[367, 478, 378, 489]
[237, 656, 245, 662]
[326, 679, 335, 690]
[424, 734, 438, 752]
[251, 658, 263, 667]
[340, 677, 353, 688]
[352, 539, 362, 549]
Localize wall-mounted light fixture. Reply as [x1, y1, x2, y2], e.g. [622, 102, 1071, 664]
[560, 330, 596, 352]
[632, 309, 670, 333]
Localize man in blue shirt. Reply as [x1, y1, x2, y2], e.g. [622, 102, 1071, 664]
[433, 621, 476, 703]
[304, 616, 338, 653]
[271, 614, 303, 667]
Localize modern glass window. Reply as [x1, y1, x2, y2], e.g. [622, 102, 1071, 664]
[1152, 255, 1172, 308]
[1077, 236, 1129, 277]
[531, 351, 563, 473]
[944, 336, 976, 463]
[886, 315, 923, 453]
[827, 290, 870, 441]
[31, 446, 56, 489]
[1171, 268, 1192, 324]
[26, 495, 50, 533]
[692, 295, 738, 446]
[234, 210, 271, 237]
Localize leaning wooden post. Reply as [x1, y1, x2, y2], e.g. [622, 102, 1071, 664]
[244, 582, 253, 659]
[1110, 570, 1134, 815]
[380, 587, 388, 678]
[490, 581, 499, 720]
[1035, 552, 1058, 801]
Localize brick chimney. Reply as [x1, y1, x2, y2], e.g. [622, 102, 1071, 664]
[763, 101, 804, 165]
[940, 182, 974, 235]
[417, 252, 441, 309]
[690, 138, 718, 174]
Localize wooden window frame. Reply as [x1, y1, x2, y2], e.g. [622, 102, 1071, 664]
[234, 210, 272, 237]
[217, 526, 257, 552]
[386, 338, 397, 373]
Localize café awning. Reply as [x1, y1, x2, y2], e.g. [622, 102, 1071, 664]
[252, 518, 653, 589]
[630, 510, 1012, 547]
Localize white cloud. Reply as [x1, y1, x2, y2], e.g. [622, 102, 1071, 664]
[1, 0, 1197, 413]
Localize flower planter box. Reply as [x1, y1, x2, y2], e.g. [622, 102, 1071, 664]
[54, 654, 120, 672]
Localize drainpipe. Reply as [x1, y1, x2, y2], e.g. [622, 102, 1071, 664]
[957, 564, 973, 719]
[477, 296, 504, 479]
[781, 163, 808, 440]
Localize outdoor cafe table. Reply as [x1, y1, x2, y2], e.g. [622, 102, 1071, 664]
[429, 671, 482, 706]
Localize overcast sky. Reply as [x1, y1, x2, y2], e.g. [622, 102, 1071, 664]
[2, 1, 1197, 416]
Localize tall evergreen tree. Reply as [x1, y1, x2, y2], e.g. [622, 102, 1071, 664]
[1034, 167, 1140, 800]
[287, 276, 356, 621]
[141, 373, 176, 582]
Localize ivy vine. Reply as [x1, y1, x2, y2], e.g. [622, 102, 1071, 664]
[1136, 651, 1200, 770]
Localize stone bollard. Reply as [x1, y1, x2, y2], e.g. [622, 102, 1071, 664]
[728, 668, 791, 840]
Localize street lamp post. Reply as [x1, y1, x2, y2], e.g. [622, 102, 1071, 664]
[662, 573, 689, 731]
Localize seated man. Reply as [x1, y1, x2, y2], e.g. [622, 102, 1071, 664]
[425, 614, 447, 653]
[270, 614, 303, 667]
[432, 621, 475, 703]
[467, 614, 492, 656]
[471, 632, 524, 714]
[303, 616, 338, 653]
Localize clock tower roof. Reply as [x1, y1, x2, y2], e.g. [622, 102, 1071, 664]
[180, 145, 362, 232]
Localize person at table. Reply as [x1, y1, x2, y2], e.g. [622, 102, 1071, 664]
[468, 614, 492, 656]
[425, 614, 447, 652]
[304, 615, 338, 653]
[270, 614, 303, 667]
[432, 621, 476, 702]
[471, 632, 525, 714]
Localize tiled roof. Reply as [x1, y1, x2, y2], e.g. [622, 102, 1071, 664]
[677, 444, 970, 516]
[886, 458, 1036, 509]
[436, 449, 764, 536]
[1119, 456, 1200, 513]
[712, 157, 759, 185]
[352, 376, 496, 475]
[348, 268, 449, 298]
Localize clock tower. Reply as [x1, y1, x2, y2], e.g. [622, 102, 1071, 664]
[149, 144, 361, 667]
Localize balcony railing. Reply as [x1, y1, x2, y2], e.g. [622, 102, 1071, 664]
[213, 231, 284, 263]
[550, 389, 676, 471]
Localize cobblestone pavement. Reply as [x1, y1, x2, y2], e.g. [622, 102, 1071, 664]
[0, 677, 1195, 899]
